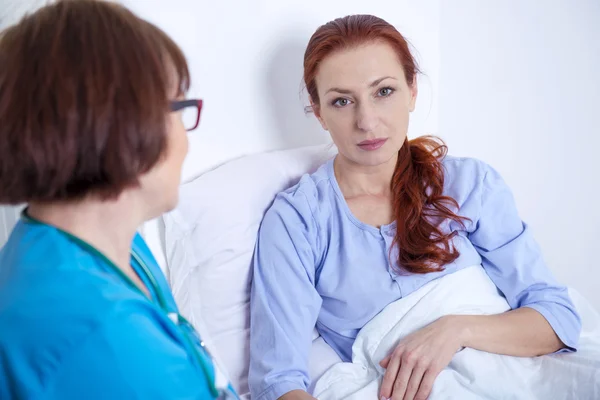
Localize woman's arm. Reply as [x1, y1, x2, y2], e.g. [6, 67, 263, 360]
[457, 307, 563, 356]
[249, 189, 323, 400]
[378, 307, 564, 400]
[380, 160, 581, 400]
[465, 161, 581, 351]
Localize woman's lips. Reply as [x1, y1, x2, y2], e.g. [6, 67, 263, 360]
[357, 138, 388, 151]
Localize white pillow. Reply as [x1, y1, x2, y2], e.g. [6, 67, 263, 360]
[163, 144, 340, 396]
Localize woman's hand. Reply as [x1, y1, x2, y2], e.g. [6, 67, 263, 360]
[379, 316, 465, 400]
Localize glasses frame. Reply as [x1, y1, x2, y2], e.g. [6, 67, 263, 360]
[170, 99, 203, 131]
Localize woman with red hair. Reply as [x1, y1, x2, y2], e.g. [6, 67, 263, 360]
[249, 15, 581, 400]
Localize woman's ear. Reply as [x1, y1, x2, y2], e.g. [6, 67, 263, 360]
[310, 97, 328, 131]
[408, 78, 418, 113]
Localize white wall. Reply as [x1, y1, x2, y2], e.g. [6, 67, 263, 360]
[121, 0, 440, 182]
[439, 0, 600, 308]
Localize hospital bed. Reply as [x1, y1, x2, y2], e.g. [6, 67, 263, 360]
[141, 143, 600, 399]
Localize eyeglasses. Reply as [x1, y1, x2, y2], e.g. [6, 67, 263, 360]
[170, 99, 203, 131]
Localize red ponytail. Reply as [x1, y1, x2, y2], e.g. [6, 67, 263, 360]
[390, 136, 468, 273]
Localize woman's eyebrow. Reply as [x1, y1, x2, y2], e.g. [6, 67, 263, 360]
[325, 76, 397, 95]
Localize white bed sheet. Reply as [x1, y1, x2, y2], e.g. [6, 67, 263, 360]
[313, 265, 600, 400]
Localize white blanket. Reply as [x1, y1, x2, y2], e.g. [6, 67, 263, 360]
[313, 265, 600, 400]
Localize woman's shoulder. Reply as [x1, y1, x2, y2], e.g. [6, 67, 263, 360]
[440, 155, 502, 204]
[442, 155, 491, 178]
[442, 155, 497, 187]
[267, 159, 334, 219]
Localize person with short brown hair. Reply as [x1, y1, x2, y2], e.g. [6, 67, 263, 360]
[0, 1, 238, 398]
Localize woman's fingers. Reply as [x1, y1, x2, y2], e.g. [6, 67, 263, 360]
[379, 355, 391, 368]
[390, 363, 411, 400]
[390, 352, 418, 400]
[380, 352, 401, 399]
[414, 368, 439, 400]
[401, 364, 427, 400]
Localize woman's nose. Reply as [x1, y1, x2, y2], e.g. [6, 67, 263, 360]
[356, 102, 380, 133]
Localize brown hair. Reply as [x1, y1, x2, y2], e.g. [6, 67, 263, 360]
[0, 0, 190, 204]
[304, 15, 468, 274]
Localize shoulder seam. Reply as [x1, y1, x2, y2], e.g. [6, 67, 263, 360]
[295, 190, 321, 259]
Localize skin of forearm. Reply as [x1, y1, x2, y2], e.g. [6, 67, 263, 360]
[456, 307, 564, 357]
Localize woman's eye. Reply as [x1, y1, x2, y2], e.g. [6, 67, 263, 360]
[333, 98, 350, 107]
[378, 87, 394, 97]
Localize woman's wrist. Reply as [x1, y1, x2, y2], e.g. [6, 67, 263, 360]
[443, 314, 475, 349]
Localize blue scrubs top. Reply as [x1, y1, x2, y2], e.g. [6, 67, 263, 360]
[0, 214, 237, 399]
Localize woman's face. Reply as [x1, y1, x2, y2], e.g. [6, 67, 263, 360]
[138, 98, 189, 219]
[313, 41, 417, 168]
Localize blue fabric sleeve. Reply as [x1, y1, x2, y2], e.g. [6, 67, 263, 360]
[249, 190, 323, 400]
[468, 162, 582, 351]
[45, 305, 214, 399]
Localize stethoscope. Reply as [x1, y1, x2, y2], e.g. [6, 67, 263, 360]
[23, 212, 237, 399]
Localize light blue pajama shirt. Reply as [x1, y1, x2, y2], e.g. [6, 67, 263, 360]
[249, 155, 581, 400]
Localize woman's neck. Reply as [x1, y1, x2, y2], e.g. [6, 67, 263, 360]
[27, 195, 144, 269]
[334, 153, 398, 197]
